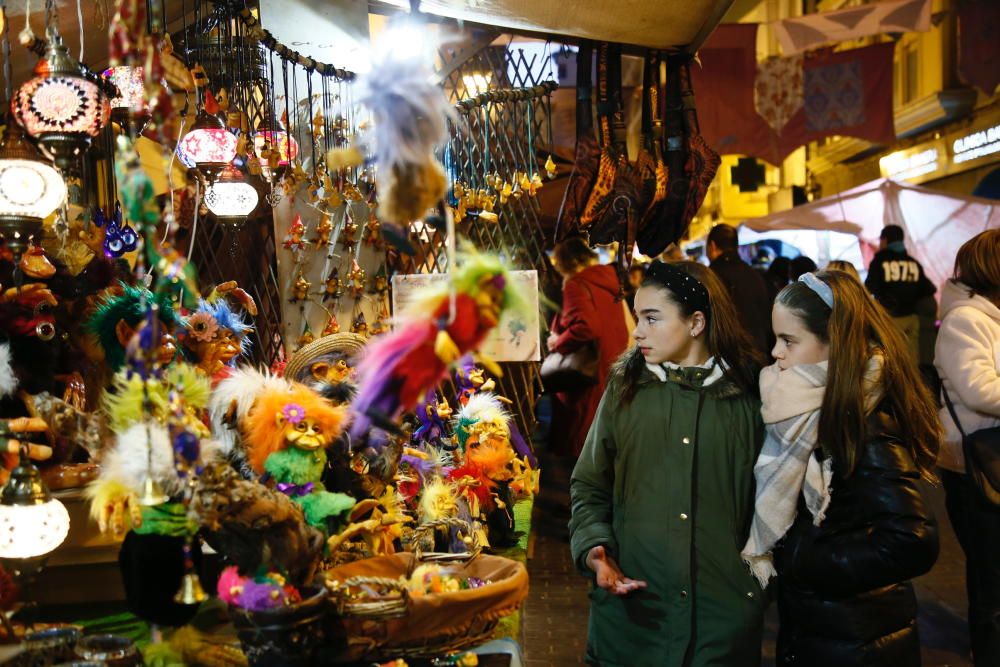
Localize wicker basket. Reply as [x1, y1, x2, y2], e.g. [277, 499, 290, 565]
[322, 552, 528, 662]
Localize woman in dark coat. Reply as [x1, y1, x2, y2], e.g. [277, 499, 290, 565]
[743, 270, 942, 666]
[546, 238, 630, 457]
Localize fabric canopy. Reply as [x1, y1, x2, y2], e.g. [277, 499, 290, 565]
[739, 178, 1000, 290]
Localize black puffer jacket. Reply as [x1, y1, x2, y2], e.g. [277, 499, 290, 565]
[774, 413, 939, 667]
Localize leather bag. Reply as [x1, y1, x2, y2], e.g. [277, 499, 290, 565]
[943, 386, 1000, 508]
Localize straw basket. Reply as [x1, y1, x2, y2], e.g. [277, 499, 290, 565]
[323, 551, 528, 661]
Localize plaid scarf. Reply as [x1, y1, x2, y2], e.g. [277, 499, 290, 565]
[742, 356, 882, 587]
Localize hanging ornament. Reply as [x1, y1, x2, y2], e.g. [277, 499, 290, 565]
[350, 311, 368, 337]
[321, 172, 343, 211]
[322, 268, 342, 302]
[370, 264, 389, 296]
[311, 214, 334, 247]
[297, 323, 315, 350]
[13, 23, 110, 172]
[347, 260, 366, 300]
[101, 201, 139, 259]
[545, 155, 557, 180]
[527, 173, 544, 197]
[370, 309, 389, 337]
[321, 313, 341, 336]
[290, 272, 311, 303]
[363, 214, 383, 250]
[282, 215, 307, 252]
[499, 181, 513, 205]
[340, 217, 358, 250]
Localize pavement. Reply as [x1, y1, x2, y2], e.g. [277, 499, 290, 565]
[521, 451, 974, 666]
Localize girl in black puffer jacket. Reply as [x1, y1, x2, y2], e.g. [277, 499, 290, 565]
[743, 270, 942, 667]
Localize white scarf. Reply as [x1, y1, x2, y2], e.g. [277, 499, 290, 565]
[742, 356, 883, 587]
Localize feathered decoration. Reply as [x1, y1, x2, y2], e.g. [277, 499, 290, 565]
[418, 476, 460, 524]
[103, 363, 211, 433]
[453, 393, 510, 452]
[86, 282, 182, 371]
[244, 383, 348, 475]
[349, 251, 524, 440]
[0, 343, 16, 398]
[355, 21, 454, 231]
[209, 367, 291, 457]
[89, 421, 224, 500]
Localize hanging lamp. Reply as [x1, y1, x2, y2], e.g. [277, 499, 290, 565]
[252, 118, 298, 181]
[0, 118, 66, 259]
[12, 21, 110, 172]
[0, 447, 70, 561]
[177, 109, 238, 182]
[102, 65, 147, 124]
[0, 3, 66, 260]
[204, 163, 259, 229]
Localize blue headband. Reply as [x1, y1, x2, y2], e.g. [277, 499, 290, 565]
[799, 272, 834, 309]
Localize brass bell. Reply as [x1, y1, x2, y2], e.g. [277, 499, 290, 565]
[139, 475, 170, 507]
[174, 572, 208, 605]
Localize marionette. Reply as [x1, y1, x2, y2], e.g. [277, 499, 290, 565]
[283, 333, 366, 405]
[243, 383, 355, 532]
[348, 251, 523, 440]
[322, 268, 342, 302]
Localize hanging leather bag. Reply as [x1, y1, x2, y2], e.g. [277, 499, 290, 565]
[942, 386, 1000, 508]
[555, 42, 601, 241]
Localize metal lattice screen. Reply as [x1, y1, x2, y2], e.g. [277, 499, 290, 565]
[392, 37, 559, 440]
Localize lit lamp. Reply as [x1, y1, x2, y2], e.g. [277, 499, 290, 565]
[0, 118, 67, 260]
[204, 164, 259, 229]
[12, 23, 110, 172]
[252, 120, 298, 181]
[177, 109, 238, 182]
[102, 65, 147, 124]
[0, 447, 70, 581]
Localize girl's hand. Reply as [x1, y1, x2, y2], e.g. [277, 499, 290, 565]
[586, 545, 647, 596]
[546, 333, 559, 351]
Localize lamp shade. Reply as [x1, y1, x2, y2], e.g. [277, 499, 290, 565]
[204, 165, 259, 228]
[253, 128, 299, 167]
[103, 66, 146, 115]
[0, 457, 70, 560]
[177, 110, 238, 181]
[11, 26, 109, 169]
[0, 120, 66, 257]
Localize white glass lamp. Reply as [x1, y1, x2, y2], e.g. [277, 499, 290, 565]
[0, 452, 70, 560]
[204, 164, 259, 229]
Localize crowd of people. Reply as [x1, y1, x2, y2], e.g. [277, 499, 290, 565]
[544, 226, 1000, 666]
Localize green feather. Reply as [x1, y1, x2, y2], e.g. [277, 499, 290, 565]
[86, 282, 183, 372]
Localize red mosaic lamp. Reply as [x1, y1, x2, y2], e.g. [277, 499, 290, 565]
[11, 23, 110, 172]
[177, 109, 238, 182]
[252, 118, 298, 181]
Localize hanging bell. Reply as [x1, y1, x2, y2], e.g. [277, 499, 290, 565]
[139, 475, 169, 507]
[174, 571, 208, 605]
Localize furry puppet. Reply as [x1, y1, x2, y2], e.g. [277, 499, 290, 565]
[244, 382, 355, 531]
[349, 251, 524, 440]
[355, 14, 454, 229]
[178, 298, 253, 381]
[85, 282, 182, 373]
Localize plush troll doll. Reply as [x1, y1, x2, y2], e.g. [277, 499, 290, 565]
[245, 383, 355, 531]
[86, 282, 181, 374]
[349, 252, 523, 440]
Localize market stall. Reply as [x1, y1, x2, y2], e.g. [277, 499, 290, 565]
[0, 0, 733, 664]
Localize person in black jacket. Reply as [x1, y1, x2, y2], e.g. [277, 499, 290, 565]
[865, 225, 936, 363]
[743, 270, 943, 667]
[706, 224, 772, 357]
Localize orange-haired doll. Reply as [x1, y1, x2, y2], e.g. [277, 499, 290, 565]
[245, 383, 355, 531]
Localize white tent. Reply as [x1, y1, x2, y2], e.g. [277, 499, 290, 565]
[739, 178, 1000, 289]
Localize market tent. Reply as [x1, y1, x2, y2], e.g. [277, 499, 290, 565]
[373, 0, 736, 49]
[739, 178, 1000, 289]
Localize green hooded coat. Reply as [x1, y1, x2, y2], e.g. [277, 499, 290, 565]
[569, 363, 767, 666]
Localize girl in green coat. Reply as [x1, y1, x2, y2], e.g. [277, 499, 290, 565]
[569, 261, 768, 666]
